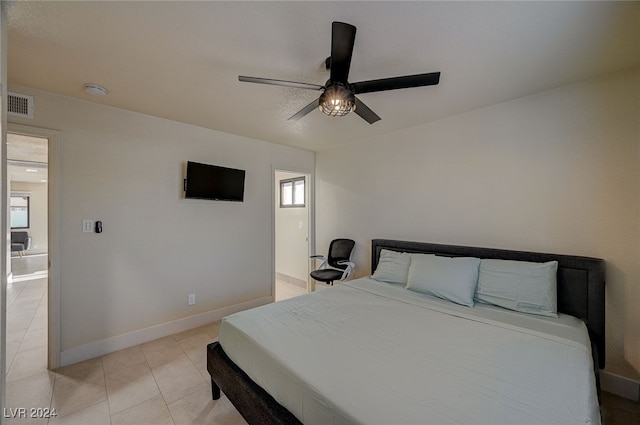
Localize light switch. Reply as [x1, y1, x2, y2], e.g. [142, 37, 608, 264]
[83, 220, 94, 233]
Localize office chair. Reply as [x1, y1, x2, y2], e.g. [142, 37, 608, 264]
[11, 231, 32, 258]
[310, 238, 355, 285]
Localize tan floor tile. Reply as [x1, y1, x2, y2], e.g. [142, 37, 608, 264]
[5, 414, 49, 425]
[13, 293, 45, 306]
[151, 354, 208, 404]
[48, 400, 111, 425]
[175, 328, 218, 379]
[275, 280, 307, 302]
[168, 387, 248, 425]
[20, 328, 48, 352]
[203, 321, 222, 339]
[190, 352, 210, 380]
[5, 341, 21, 370]
[171, 322, 221, 341]
[6, 286, 22, 306]
[6, 311, 36, 331]
[141, 336, 184, 368]
[29, 313, 49, 331]
[6, 326, 27, 344]
[106, 363, 161, 415]
[15, 288, 46, 303]
[181, 344, 209, 379]
[55, 357, 103, 376]
[8, 298, 41, 313]
[177, 332, 216, 379]
[172, 326, 211, 342]
[0, 273, 282, 424]
[5, 370, 55, 411]
[101, 345, 147, 375]
[177, 331, 215, 353]
[601, 391, 640, 425]
[51, 366, 107, 418]
[111, 396, 175, 425]
[6, 347, 48, 381]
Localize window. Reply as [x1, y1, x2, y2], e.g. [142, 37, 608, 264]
[10, 193, 30, 229]
[280, 177, 305, 208]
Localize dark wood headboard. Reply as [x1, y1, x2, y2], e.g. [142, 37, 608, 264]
[371, 239, 606, 368]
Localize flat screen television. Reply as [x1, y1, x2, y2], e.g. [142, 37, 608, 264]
[184, 161, 245, 202]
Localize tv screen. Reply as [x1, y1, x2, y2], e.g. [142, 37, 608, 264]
[185, 161, 245, 202]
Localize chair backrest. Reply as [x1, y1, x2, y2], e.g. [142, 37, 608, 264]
[327, 239, 355, 270]
[11, 231, 29, 244]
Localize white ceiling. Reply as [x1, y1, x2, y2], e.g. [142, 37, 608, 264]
[5, 1, 640, 152]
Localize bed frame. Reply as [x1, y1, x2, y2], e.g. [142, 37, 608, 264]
[207, 239, 605, 425]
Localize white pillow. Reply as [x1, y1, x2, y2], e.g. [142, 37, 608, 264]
[406, 254, 480, 307]
[371, 249, 411, 285]
[475, 259, 558, 317]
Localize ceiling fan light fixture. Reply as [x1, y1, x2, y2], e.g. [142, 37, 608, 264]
[319, 84, 356, 117]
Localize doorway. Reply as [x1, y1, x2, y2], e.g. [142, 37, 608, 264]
[5, 133, 49, 382]
[8, 134, 48, 279]
[274, 169, 312, 301]
[4, 123, 60, 373]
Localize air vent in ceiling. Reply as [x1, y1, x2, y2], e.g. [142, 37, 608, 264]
[8, 92, 34, 119]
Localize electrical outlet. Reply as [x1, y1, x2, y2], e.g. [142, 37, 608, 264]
[188, 293, 196, 306]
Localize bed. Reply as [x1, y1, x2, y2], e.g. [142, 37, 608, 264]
[207, 239, 605, 425]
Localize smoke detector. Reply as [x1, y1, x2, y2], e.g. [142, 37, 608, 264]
[84, 83, 108, 96]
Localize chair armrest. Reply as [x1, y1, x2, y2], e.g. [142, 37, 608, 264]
[25, 236, 32, 251]
[337, 261, 355, 280]
[310, 255, 328, 270]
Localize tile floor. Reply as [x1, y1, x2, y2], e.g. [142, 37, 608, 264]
[274, 279, 307, 301]
[601, 391, 640, 425]
[5, 279, 308, 425]
[5, 277, 639, 424]
[10, 254, 49, 279]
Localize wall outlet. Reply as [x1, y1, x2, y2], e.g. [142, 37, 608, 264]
[188, 293, 196, 306]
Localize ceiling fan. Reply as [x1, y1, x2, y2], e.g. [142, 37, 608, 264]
[239, 21, 441, 124]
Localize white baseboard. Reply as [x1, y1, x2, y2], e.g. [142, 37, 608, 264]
[600, 370, 640, 402]
[60, 295, 273, 367]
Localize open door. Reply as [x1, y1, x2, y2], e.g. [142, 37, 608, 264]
[274, 169, 312, 301]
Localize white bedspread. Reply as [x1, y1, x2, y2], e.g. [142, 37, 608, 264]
[219, 277, 601, 425]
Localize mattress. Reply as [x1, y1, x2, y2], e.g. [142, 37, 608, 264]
[219, 277, 601, 425]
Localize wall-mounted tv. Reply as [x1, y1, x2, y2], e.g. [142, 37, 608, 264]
[184, 161, 245, 202]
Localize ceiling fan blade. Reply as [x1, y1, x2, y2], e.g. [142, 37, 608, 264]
[287, 98, 320, 121]
[329, 22, 356, 83]
[351, 72, 440, 94]
[239, 76, 324, 91]
[354, 97, 381, 124]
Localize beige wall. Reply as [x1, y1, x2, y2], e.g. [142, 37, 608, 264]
[316, 69, 640, 380]
[8, 85, 315, 356]
[10, 181, 47, 253]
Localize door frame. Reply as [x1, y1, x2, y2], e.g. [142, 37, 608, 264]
[8, 123, 61, 369]
[272, 165, 314, 298]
